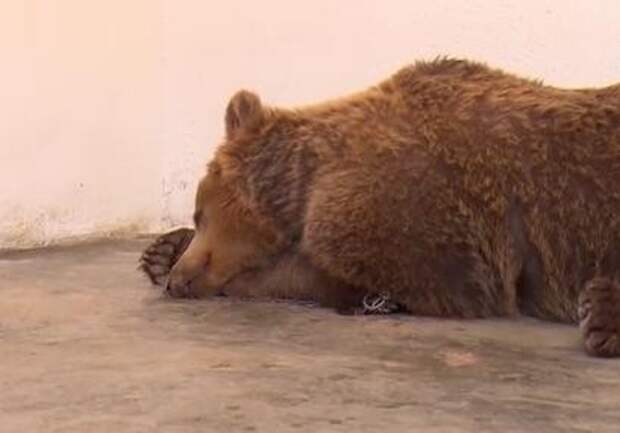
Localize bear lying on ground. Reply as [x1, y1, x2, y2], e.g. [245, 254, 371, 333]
[140, 58, 620, 357]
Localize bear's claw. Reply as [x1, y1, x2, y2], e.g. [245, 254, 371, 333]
[139, 228, 195, 286]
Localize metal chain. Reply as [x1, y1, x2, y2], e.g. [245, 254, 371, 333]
[362, 292, 399, 314]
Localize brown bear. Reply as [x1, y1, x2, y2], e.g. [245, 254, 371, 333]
[140, 58, 620, 357]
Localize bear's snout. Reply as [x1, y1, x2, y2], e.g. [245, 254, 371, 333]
[164, 272, 196, 298]
[165, 250, 211, 298]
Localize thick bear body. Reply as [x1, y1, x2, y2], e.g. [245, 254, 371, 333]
[141, 58, 620, 356]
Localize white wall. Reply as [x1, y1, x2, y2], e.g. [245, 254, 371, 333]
[1, 0, 619, 248]
[1, 1, 164, 247]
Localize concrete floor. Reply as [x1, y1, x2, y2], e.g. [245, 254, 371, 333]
[1, 239, 620, 433]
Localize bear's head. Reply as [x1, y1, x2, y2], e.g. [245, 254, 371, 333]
[165, 90, 286, 298]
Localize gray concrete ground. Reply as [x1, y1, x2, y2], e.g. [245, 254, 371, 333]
[1, 238, 619, 433]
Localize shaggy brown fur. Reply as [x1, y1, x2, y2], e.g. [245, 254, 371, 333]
[140, 58, 620, 357]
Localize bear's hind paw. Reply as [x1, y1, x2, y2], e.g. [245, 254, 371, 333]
[578, 277, 620, 357]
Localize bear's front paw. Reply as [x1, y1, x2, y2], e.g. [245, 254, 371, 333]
[578, 277, 620, 357]
[139, 228, 195, 286]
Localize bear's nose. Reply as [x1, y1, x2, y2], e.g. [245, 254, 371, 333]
[164, 278, 182, 298]
[164, 252, 210, 298]
[165, 274, 197, 298]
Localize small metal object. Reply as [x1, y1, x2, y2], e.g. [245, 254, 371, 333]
[362, 292, 399, 314]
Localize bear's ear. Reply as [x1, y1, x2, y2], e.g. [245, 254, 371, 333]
[225, 90, 264, 138]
